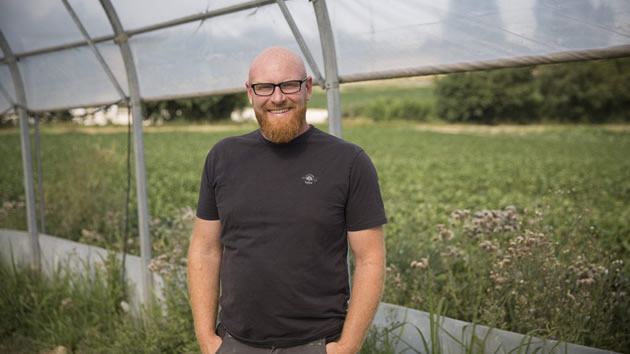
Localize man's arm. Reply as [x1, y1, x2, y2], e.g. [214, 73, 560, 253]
[327, 225, 386, 354]
[188, 217, 223, 354]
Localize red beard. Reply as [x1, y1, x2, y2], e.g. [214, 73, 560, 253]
[255, 105, 307, 144]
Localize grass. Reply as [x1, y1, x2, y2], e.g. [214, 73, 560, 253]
[1, 121, 630, 352]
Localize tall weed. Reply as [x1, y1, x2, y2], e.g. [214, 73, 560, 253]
[0, 252, 124, 353]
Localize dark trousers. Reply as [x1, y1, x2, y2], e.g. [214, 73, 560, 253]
[216, 325, 327, 354]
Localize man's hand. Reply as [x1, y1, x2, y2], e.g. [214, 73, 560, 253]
[325, 341, 356, 354]
[200, 334, 223, 354]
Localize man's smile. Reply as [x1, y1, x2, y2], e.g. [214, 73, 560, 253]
[267, 108, 291, 115]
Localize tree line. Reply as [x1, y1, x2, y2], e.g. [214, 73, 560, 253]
[434, 57, 630, 124]
[0, 93, 248, 126]
[142, 93, 248, 124]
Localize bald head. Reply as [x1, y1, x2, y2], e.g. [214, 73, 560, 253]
[248, 47, 307, 84]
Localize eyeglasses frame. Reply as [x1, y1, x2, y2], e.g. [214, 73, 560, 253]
[250, 77, 308, 96]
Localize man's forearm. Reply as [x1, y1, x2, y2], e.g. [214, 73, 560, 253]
[336, 258, 385, 352]
[188, 253, 221, 346]
[330, 226, 386, 354]
[187, 226, 222, 352]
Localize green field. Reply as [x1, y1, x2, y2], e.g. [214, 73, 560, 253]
[310, 81, 435, 110]
[1, 122, 630, 351]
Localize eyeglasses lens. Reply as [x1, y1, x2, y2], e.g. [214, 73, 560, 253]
[280, 82, 300, 94]
[255, 84, 274, 96]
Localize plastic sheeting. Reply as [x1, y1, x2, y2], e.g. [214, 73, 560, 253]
[17, 42, 128, 111]
[0, 0, 113, 53]
[0, 64, 16, 113]
[0, 0, 629, 111]
[330, 0, 630, 77]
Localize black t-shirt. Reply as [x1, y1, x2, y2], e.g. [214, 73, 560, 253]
[196, 126, 387, 348]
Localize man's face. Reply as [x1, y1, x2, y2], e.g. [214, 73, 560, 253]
[246, 54, 312, 144]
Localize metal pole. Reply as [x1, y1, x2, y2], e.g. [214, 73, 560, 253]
[0, 31, 40, 267]
[34, 113, 46, 234]
[99, 0, 153, 305]
[310, 0, 351, 291]
[275, 0, 325, 88]
[312, 0, 342, 138]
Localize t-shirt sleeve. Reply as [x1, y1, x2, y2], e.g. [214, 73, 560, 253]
[196, 151, 220, 220]
[345, 150, 387, 231]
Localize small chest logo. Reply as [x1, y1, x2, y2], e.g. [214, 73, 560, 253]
[301, 174, 319, 185]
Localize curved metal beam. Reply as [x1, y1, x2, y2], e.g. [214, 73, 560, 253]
[312, 0, 342, 138]
[0, 31, 40, 267]
[99, 0, 153, 305]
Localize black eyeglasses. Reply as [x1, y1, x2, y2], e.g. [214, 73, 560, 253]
[250, 78, 307, 96]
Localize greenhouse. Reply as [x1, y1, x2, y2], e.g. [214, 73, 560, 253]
[1, 0, 629, 352]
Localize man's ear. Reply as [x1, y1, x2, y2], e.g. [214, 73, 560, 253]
[305, 76, 313, 101]
[245, 82, 254, 105]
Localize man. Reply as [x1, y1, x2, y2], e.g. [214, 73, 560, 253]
[188, 47, 387, 354]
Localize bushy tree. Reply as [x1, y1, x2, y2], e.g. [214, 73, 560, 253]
[143, 93, 248, 123]
[434, 67, 538, 124]
[536, 58, 630, 123]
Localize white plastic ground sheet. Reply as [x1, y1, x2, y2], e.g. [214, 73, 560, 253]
[0, 0, 628, 111]
[371, 303, 619, 354]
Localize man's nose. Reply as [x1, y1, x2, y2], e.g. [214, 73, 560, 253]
[270, 86, 287, 104]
